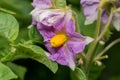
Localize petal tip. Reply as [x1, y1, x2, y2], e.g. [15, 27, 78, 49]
[85, 36, 94, 44]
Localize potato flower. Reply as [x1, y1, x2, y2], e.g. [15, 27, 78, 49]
[81, 0, 120, 31]
[31, 0, 93, 70]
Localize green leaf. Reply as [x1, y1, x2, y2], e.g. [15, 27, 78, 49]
[0, 36, 10, 58]
[1, 43, 58, 73]
[0, 62, 17, 80]
[71, 67, 87, 80]
[28, 25, 44, 44]
[89, 64, 105, 80]
[6, 62, 26, 80]
[0, 0, 33, 21]
[15, 27, 29, 43]
[0, 12, 19, 42]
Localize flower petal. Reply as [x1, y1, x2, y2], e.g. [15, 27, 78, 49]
[101, 10, 109, 23]
[66, 19, 76, 36]
[112, 13, 120, 31]
[52, 9, 73, 32]
[84, 11, 98, 25]
[63, 47, 76, 70]
[85, 36, 94, 44]
[67, 34, 93, 54]
[81, 0, 99, 5]
[46, 44, 68, 65]
[37, 23, 56, 41]
[81, 0, 100, 25]
[66, 39, 87, 54]
[32, 0, 52, 9]
[31, 9, 65, 27]
[46, 42, 76, 70]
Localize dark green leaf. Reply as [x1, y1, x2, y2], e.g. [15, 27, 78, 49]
[28, 26, 44, 44]
[0, 36, 11, 59]
[15, 44, 58, 73]
[6, 62, 26, 80]
[89, 64, 105, 80]
[0, 12, 19, 42]
[0, 62, 17, 80]
[0, 0, 33, 21]
[15, 27, 29, 43]
[71, 67, 87, 80]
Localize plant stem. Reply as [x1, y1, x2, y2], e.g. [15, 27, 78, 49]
[94, 8, 101, 39]
[85, 8, 113, 77]
[96, 9, 114, 42]
[85, 8, 101, 75]
[95, 38, 120, 59]
[72, 11, 81, 33]
[0, 7, 16, 14]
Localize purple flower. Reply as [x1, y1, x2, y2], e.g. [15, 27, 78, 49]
[35, 10, 93, 70]
[31, 0, 53, 26]
[80, 0, 120, 31]
[31, 8, 65, 27]
[32, 0, 52, 9]
[31, 0, 93, 70]
[112, 13, 120, 31]
[80, 0, 108, 24]
[81, 0, 100, 25]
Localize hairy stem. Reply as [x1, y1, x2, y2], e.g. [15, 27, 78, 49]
[95, 38, 120, 59]
[97, 9, 114, 42]
[85, 8, 101, 76]
[85, 8, 113, 77]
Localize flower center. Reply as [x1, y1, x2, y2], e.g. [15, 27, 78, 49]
[50, 34, 66, 47]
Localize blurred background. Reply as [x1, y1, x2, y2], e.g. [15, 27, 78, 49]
[0, 0, 120, 80]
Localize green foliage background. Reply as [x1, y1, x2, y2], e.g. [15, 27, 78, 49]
[0, 0, 120, 80]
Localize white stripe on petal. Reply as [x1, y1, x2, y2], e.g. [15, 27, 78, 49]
[85, 11, 98, 25]
[69, 56, 75, 70]
[38, 10, 50, 21]
[113, 13, 120, 31]
[85, 36, 94, 44]
[65, 46, 76, 70]
[31, 8, 65, 26]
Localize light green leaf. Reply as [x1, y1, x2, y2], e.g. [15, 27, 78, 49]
[6, 62, 26, 80]
[1, 43, 58, 73]
[0, 36, 11, 59]
[89, 64, 105, 80]
[28, 25, 44, 44]
[71, 67, 87, 80]
[16, 44, 58, 73]
[0, 12, 19, 42]
[0, 62, 17, 80]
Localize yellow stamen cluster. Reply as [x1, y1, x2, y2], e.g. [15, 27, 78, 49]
[50, 34, 66, 47]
